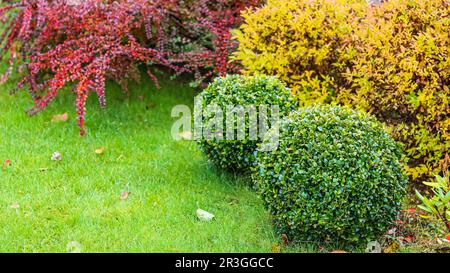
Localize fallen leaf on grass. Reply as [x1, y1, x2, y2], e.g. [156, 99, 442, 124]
[38, 167, 49, 172]
[51, 113, 68, 123]
[10, 203, 19, 209]
[4, 159, 11, 167]
[445, 235, 450, 243]
[271, 244, 280, 253]
[404, 236, 415, 243]
[403, 208, 416, 214]
[281, 234, 289, 247]
[95, 147, 106, 155]
[383, 241, 399, 253]
[66, 241, 82, 253]
[120, 191, 130, 200]
[0, 74, 8, 84]
[330, 250, 347, 253]
[179, 131, 192, 140]
[51, 152, 62, 161]
[196, 209, 214, 221]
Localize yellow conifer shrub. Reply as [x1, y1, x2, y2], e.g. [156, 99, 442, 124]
[233, 0, 366, 105]
[233, 0, 450, 184]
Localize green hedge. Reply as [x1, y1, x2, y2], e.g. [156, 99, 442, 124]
[197, 75, 297, 173]
[253, 105, 408, 246]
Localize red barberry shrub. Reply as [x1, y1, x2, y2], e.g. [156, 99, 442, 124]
[0, 0, 261, 135]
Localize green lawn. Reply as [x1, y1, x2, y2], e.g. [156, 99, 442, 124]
[0, 74, 294, 253]
[1, 72, 434, 253]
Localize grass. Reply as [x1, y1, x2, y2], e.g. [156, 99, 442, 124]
[0, 73, 298, 253]
[0, 72, 442, 253]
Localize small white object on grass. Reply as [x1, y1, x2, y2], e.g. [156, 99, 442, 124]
[51, 152, 62, 161]
[196, 208, 215, 221]
[66, 241, 82, 253]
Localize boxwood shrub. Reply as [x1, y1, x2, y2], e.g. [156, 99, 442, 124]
[253, 105, 408, 246]
[197, 74, 298, 173]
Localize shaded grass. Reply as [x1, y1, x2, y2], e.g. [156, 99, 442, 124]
[0, 74, 298, 252]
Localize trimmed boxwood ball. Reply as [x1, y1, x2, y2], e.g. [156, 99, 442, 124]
[197, 74, 298, 173]
[253, 105, 408, 246]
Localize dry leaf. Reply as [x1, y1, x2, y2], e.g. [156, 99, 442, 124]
[4, 159, 11, 167]
[196, 208, 214, 221]
[66, 241, 82, 253]
[10, 203, 20, 209]
[179, 131, 192, 140]
[281, 234, 289, 247]
[383, 241, 399, 253]
[95, 147, 106, 154]
[0, 74, 8, 84]
[120, 191, 130, 200]
[51, 152, 62, 161]
[330, 250, 347, 253]
[271, 244, 281, 253]
[52, 113, 68, 123]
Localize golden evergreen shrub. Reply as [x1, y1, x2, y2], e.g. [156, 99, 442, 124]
[233, 0, 366, 105]
[341, 0, 450, 182]
[233, 0, 450, 184]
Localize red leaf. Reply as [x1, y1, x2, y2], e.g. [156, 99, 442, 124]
[404, 236, 414, 242]
[446, 235, 450, 241]
[4, 159, 11, 167]
[403, 208, 416, 214]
